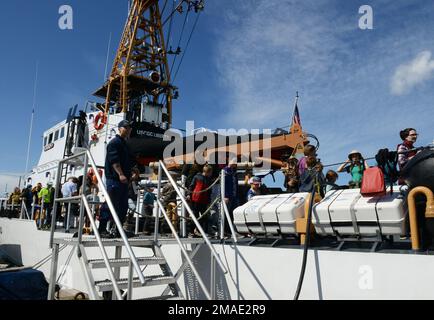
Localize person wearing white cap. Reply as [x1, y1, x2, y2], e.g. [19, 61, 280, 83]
[246, 177, 262, 201]
[337, 150, 370, 188]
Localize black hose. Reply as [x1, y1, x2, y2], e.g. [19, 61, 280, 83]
[293, 181, 316, 300]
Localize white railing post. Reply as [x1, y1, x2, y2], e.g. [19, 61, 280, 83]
[31, 195, 36, 220]
[181, 175, 187, 238]
[156, 199, 213, 299]
[220, 169, 226, 240]
[159, 161, 228, 274]
[20, 199, 25, 219]
[77, 153, 89, 245]
[50, 157, 64, 248]
[81, 196, 123, 300]
[66, 203, 71, 232]
[135, 190, 141, 235]
[40, 196, 45, 229]
[154, 162, 162, 242]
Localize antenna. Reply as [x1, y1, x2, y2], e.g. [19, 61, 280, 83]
[24, 61, 39, 178]
[104, 32, 112, 82]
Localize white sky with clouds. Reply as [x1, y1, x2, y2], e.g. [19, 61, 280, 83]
[0, 1, 433, 190]
[205, 0, 434, 186]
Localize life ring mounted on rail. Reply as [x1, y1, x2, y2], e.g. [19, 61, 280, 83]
[94, 112, 107, 131]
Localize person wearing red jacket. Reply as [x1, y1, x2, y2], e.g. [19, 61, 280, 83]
[188, 165, 213, 236]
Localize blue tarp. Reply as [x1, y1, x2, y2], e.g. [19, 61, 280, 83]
[0, 269, 48, 300]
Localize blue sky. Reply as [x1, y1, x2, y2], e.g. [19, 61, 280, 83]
[0, 0, 433, 192]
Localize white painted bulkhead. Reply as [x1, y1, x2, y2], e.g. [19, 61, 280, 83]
[1, 217, 433, 300]
[26, 111, 125, 187]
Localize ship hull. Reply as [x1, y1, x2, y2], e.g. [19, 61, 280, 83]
[1, 217, 433, 300]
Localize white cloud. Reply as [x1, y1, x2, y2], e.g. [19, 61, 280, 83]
[213, 0, 353, 128]
[390, 50, 434, 95]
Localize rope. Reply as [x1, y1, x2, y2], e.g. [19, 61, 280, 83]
[321, 146, 428, 169]
[176, 176, 221, 195]
[32, 244, 68, 270]
[56, 246, 75, 283]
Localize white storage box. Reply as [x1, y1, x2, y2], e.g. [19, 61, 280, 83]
[233, 193, 308, 235]
[312, 189, 407, 237]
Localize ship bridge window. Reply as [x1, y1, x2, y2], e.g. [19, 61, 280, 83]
[48, 133, 54, 144]
[54, 130, 59, 141]
[44, 136, 48, 146]
[60, 127, 65, 139]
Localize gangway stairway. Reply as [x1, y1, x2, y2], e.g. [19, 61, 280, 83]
[51, 236, 206, 300]
[47, 151, 231, 300]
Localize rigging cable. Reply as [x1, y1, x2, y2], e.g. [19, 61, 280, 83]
[170, 4, 191, 75]
[162, 0, 186, 26]
[160, 0, 169, 16]
[165, 0, 176, 47]
[173, 10, 201, 82]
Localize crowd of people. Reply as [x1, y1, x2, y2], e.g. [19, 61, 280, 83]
[1, 124, 420, 239]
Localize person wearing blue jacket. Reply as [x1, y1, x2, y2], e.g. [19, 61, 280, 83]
[223, 158, 238, 235]
[104, 120, 133, 238]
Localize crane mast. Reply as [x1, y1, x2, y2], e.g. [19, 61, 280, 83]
[94, 0, 173, 127]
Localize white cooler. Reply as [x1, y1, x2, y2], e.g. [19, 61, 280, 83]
[233, 193, 308, 235]
[312, 189, 407, 237]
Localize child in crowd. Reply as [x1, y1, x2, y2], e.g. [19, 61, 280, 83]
[324, 170, 339, 194]
[298, 145, 316, 176]
[283, 157, 299, 193]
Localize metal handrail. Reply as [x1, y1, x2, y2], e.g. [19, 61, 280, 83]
[86, 150, 146, 285]
[222, 200, 238, 243]
[158, 161, 228, 274]
[220, 169, 238, 242]
[156, 198, 212, 300]
[81, 195, 123, 300]
[48, 150, 146, 285]
[20, 199, 30, 220]
[54, 196, 82, 203]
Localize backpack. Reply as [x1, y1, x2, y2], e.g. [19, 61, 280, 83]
[361, 167, 386, 197]
[375, 148, 399, 193]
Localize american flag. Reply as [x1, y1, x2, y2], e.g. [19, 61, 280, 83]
[292, 103, 301, 127]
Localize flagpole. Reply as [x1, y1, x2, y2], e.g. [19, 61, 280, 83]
[290, 91, 299, 127]
[24, 61, 39, 181]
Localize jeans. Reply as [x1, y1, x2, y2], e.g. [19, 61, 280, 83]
[191, 202, 209, 234]
[106, 179, 129, 227]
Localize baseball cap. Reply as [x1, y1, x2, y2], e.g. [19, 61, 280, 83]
[248, 176, 261, 185]
[118, 120, 132, 129]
